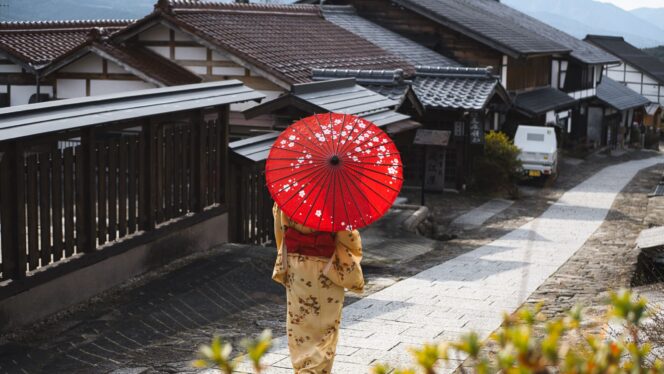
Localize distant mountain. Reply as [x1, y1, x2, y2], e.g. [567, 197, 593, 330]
[503, 0, 664, 48]
[643, 46, 664, 63]
[631, 7, 664, 26]
[0, 0, 295, 21]
[0, 0, 155, 21]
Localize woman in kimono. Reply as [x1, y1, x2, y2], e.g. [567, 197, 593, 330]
[272, 204, 364, 374]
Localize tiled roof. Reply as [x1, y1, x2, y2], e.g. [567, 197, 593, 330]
[452, 0, 617, 64]
[150, 1, 413, 85]
[512, 87, 577, 116]
[92, 43, 201, 86]
[0, 20, 132, 70]
[596, 77, 650, 111]
[585, 35, 664, 85]
[320, 5, 459, 67]
[240, 78, 419, 162]
[391, 0, 569, 57]
[413, 66, 505, 110]
[312, 68, 411, 102]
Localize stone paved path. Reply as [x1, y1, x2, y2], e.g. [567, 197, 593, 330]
[450, 199, 514, 230]
[241, 156, 664, 373]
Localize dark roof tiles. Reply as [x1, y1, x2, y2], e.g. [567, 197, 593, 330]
[312, 68, 411, 102]
[0, 20, 132, 69]
[585, 35, 664, 85]
[164, 1, 413, 84]
[94, 43, 201, 86]
[412, 66, 503, 110]
[512, 87, 577, 116]
[321, 5, 458, 67]
[392, 0, 569, 57]
[596, 77, 650, 111]
[392, 0, 614, 64]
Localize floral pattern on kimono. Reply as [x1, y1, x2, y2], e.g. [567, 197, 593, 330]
[272, 204, 364, 374]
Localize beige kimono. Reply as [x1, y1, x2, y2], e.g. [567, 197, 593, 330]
[272, 204, 364, 374]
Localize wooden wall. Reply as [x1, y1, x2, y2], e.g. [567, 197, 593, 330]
[506, 55, 551, 92]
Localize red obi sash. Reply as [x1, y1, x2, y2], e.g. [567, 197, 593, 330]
[284, 229, 336, 258]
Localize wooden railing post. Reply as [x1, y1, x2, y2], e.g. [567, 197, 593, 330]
[140, 119, 156, 231]
[1, 142, 26, 279]
[218, 105, 229, 205]
[193, 110, 206, 212]
[80, 127, 97, 253]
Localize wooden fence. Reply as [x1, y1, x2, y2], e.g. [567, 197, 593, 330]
[0, 109, 228, 282]
[228, 159, 274, 245]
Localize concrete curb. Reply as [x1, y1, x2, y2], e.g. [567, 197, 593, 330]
[394, 204, 429, 232]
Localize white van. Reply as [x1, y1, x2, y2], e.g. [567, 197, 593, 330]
[514, 125, 558, 178]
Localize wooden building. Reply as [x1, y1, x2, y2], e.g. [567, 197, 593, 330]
[589, 77, 649, 148]
[110, 0, 412, 136]
[0, 20, 131, 106]
[585, 35, 664, 131]
[306, 0, 619, 145]
[317, 6, 511, 190]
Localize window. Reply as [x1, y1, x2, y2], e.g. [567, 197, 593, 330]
[527, 133, 545, 142]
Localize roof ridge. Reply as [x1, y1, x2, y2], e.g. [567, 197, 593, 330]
[585, 34, 625, 41]
[0, 19, 134, 30]
[416, 65, 493, 78]
[312, 68, 405, 84]
[319, 5, 357, 14]
[164, 0, 320, 15]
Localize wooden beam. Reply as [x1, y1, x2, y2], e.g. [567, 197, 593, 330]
[79, 127, 97, 253]
[0, 142, 27, 279]
[53, 72, 142, 81]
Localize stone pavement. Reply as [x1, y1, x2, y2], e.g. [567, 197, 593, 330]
[450, 199, 514, 231]
[239, 156, 664, 373]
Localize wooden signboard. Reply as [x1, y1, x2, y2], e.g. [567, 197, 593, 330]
[468, 112, 484, 145]
[413, 129, 451, 146]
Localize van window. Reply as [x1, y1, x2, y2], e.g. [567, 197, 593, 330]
[527, 133, 545, 142]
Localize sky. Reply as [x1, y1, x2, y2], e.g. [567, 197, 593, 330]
[599, 0, 664, 10]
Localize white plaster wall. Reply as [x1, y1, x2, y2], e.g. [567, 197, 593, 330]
[606, 70, 623, 81]
[106, 59, 127, 74]
[175, 46, 207, 60]
[10, 85, 53, 106]
[185, 66, 207, 75]
[625, 71, 642, 83]
[173, 29, 191, 41]
[147, 46, 170, 59]
[627, 82, 642, 93]
[642, 83, 659, 96]
[61, 54, 103, 74]
[90, 80, 155, 96]
[138, 24, 170, 41]
[212, 67, 245, 76]
[56, 79, 86, 99]
[0, 63, 22, 73]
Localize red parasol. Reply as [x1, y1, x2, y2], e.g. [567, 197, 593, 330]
[265, 113, 403, 232]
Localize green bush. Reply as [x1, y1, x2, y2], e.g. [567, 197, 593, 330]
[472, 131, 522, 195]
[373, 290, 663, 374]
[193, 291, 663, 374]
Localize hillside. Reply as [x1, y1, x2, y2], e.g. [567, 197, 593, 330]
[503, 0, 664, 48]
[0, 0, 160, 21]
[643, 45, 664, 63]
